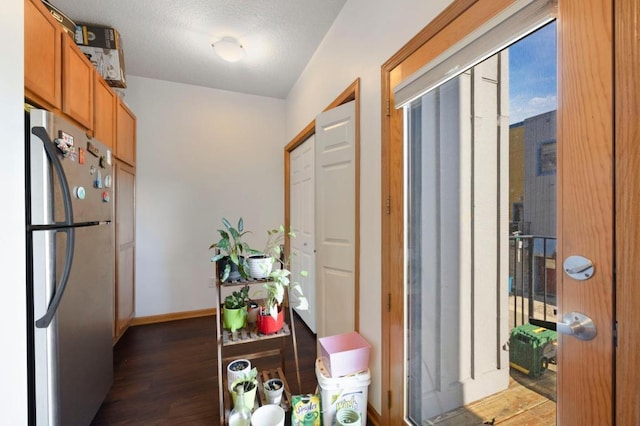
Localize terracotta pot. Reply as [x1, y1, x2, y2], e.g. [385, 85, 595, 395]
[256, 306, 284, 334]
[246, 302, 260, 324]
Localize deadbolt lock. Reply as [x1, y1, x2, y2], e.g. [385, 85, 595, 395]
[563, 255, 594, 280]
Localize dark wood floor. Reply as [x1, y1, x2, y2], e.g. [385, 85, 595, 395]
[91, 313, 319, 425]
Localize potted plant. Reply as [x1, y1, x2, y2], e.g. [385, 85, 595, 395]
[246, 225, 288, 279]
[230, 367, 258, 411]
[263, 378, 285, 405]
[255, 226, 309, 334]
[222, 285, 249, 332]
[246, 300, 260, 325]
[227, 358, 251, 391]
[247, 254, 274, 279]
[210, 217, 252, 282]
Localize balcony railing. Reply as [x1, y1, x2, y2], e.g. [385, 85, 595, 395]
[509, 234, 557, 328]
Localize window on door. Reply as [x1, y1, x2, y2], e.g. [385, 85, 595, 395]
[403, 19, 558, 424]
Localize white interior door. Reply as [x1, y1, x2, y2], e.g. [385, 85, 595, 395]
[315, 101, 356, 338]
[290, 135, 316, 332]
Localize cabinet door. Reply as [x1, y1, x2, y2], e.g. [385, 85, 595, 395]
[116, 99, 136, 166]
[24, 0, 62, 109]
[62, 36, 94, 130]
[94, 76, 116, 150]
[114, 160, 135, 341]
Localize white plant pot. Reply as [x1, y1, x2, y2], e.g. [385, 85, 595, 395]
[227, 359, 251, 391]
[247, 256, 274, 279]
[263, 378, 284, 405]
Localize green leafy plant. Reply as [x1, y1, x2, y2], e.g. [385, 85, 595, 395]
[259, 225, 289, 259]
[256, 225, 308, 319]
[224, 285, 250, 309]
[246, 225, 290, 279]
[262, 268, 308, 319]
[231, 367, 258, 392]
[210, 217, 252, 281]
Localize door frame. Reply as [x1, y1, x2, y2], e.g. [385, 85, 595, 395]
[284, 78, 361, 331]
[381, 0, 617, 424]
[615, 0, 640, 424]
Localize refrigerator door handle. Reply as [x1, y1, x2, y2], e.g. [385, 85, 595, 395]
[32, 126, 76, 329]
[36, 228, 75, 328]
[32, 126, 74, 226]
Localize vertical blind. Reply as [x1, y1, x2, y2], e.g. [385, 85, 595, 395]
[393, 0, 557, 108]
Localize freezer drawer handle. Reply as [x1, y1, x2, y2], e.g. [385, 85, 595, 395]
[32, 126, 76, 329]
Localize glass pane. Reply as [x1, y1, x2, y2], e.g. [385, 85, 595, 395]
[405, 22, 557, 424]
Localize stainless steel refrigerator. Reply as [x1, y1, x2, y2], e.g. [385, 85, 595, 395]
[26, 108, 114, 425]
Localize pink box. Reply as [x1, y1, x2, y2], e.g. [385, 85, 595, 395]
[318, 332, 371, 377]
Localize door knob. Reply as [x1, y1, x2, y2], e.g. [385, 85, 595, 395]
[557, 312, 597, 341]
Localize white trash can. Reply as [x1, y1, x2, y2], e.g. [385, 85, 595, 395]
[315, 358, 370, 426]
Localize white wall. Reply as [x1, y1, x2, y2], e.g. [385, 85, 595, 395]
[0, 0, 28, 423]
[123, 76, 286, 317]
[284, 0, 455, 415]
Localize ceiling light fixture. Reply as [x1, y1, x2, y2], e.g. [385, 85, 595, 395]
[212, 37, 246, 63]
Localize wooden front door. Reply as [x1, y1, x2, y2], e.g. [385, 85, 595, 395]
[382, 0, 617, 423]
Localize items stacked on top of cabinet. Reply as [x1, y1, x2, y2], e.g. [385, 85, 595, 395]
[41, 0, 127, 89]
[74, 24, 127, 90]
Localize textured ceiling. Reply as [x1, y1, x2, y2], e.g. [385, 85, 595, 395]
[48, 0, 347, 98]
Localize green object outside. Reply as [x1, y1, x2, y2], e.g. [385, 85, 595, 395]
[509, 323, 557, 377]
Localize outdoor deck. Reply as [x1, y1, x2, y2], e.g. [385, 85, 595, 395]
[427, 368, 556, 425]
[426, 294, 558, 425]
[420, 235, 558, 425]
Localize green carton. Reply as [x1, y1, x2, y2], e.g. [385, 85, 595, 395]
[291, 394, 321, 425]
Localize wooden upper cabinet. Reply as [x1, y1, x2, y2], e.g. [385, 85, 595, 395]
[25, 0, 62, 110]
[94, 76, 116, 150]
[116, 99, 136, 166]
[62, 36, 94, 130]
